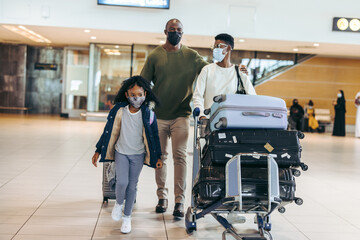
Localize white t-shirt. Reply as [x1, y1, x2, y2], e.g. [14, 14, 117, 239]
[193, 63, 257, 117]
[115, 106, 145, 155]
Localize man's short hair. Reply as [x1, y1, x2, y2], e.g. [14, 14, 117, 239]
[165, 18, 182, 30]
[215, 33, 234, 50]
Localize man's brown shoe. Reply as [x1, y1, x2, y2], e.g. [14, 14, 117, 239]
[155, 199, 168, 213]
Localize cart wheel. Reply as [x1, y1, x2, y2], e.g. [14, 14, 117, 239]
[185, 207, 197, 233]
[295, 198, 304, 205]
[297, 131, 305, 139]
[293, 169, 301, 177]
[103, 197, 109, 203]
[278, 207, 286, 213]
[204, 108, 211, 115]
[264, 223, 272, 231]
[300, 163, 308, 171]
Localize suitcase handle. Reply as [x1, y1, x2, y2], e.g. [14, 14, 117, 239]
[242, 112, 270, 117]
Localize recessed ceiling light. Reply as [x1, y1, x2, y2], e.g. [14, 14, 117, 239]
[90, 36, 96, 40]
[293, 48, 299, 52]
[2, 25, 51, 43]
[266, 55, 271, 58]
[84, 29, 91, 33]
[115, 45, 119, 48]
[313, 43, 320, 47]
[239, 39, 245, 43]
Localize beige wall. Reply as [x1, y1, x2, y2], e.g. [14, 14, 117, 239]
[255, 57, 360, 125]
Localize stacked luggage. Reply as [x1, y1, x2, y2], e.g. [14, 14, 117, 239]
[192, 94, 307, 212]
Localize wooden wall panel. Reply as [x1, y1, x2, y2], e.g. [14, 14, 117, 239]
[256, 57, 360, 125]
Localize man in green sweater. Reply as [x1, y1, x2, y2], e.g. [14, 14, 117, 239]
[141, 19, 247, 218]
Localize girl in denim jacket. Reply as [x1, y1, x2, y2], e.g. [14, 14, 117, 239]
[92, 75, 162, 234]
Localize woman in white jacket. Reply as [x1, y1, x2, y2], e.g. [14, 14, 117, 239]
[193, 33, 256, 119]
[355, 91, 360, 138]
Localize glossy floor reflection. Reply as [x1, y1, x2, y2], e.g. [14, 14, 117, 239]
[0, 114, 359, 240]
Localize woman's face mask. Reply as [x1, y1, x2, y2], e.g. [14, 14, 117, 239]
[126, 85, 146, 108]
[212, 42, 228, 62]
[128, 96, 145, 108]
[337, 93, 342, 98]
[213, 48, 227, 62]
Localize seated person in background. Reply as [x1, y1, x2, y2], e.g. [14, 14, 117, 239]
[306, 100, 319, 132]
[193, 33, 256, 120]
[289, 99, 304, 131]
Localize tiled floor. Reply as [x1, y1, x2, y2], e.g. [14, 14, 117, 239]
[0, 114, 360, 240]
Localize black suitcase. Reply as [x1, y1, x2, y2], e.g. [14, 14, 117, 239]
[201, 129, 307, 171]
[192, 166, 297, 208]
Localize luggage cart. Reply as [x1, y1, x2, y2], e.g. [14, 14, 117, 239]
[185, 108, 282, 240]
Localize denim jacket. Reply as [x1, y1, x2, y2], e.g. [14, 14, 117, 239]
[95, 102, 162, 168]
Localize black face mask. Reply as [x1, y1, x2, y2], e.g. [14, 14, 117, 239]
[167, 31, 182, 46]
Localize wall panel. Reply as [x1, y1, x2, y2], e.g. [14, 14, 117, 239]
[256, 57, 360, 125]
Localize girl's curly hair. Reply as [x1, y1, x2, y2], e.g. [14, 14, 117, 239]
[114, 75, 160, 107]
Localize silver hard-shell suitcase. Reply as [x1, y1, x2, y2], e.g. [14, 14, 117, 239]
[102, 162, 116, 203]
[207, 94, 288, 131]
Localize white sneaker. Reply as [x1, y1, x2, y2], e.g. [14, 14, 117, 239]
[121, 215, 131, 234]
[111, 202, 123, 222]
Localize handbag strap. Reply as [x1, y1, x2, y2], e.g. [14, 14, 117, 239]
[235, 65, 246, 94]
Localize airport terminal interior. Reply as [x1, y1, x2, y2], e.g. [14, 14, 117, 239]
[1, 0, 360, 240]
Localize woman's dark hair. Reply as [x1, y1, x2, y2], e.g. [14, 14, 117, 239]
[215, 33, 234, 50]
[308, 100, 314, 106]
[337, 89, 346, 112]
[114, 75, 160, 107]
[339, 90, 345, 99]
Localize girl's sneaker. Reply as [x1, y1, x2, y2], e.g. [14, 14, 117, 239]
[111, 202, 123, 222]
[121, 215, 131, 234]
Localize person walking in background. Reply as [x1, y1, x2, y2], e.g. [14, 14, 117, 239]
[289, 99, 304, 131]
[306, 100, 319, 132]
[355, 91, 360, 138]
[91, 76, 162, 234]
[332, 90, 346, 137]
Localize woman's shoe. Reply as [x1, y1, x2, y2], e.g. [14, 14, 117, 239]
[111, 202, 123, 222]
[121, 215, 132, 234]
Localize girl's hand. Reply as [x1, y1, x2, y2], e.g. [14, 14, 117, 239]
[156, 159, 163, 169]
[92, 152, 100, 167]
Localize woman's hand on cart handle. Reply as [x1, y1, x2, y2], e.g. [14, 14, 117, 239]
[92, 152, 100, 167]
[156, 159, 163, 169]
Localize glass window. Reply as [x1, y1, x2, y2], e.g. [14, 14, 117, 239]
[64, 49, 89, 111]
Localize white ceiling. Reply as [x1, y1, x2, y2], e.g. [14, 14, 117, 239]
[1, 24, 360, 58]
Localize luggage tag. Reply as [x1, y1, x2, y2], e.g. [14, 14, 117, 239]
[264, 142, 274, 152]
[281, 153, 291, 159]
[218, 133, 226, 139]
[225, 153, 233, 158]
[252, 152, 261, 159]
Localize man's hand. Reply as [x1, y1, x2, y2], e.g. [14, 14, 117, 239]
[156, 159, 163, 169]
[239, 64, 248, 75]
[92, 152, 100, 167]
